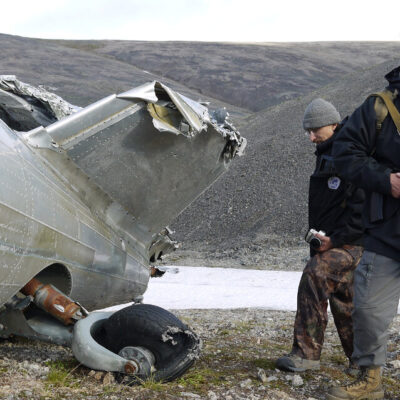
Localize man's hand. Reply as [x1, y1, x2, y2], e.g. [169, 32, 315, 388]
[315, 234, 333, 252]
[390, 173, 400, 199]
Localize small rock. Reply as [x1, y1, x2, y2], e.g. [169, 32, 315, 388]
[389, 360, 400, 369]
[180, 392, 201, 399]
[94, 371, 104, 381]
[267, 375, 278, 382]
[269, 389, 296, 400]
[88, 370, 96, 377]
[102, 372, 115, 385]
[208, 391, 218, 400]
[239, 378, 252, 388]
[292, 375, 304, 386]
[30, 364, 41, 371]
[256, 368, 267, 383]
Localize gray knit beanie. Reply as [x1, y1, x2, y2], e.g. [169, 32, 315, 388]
[303, 98, 341, 130]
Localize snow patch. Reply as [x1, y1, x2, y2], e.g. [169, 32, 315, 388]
[101, 267, 400, 313]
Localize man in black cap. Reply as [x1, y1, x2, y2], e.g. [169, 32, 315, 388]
[276, 98, 364, 373]
[327, 66, 400, 400]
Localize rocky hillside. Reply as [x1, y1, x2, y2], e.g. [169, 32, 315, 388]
[0, 34, 247, 118]
[53, 40, 400, 111]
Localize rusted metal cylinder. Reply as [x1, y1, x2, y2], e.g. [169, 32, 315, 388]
[21, 278, 83, 325]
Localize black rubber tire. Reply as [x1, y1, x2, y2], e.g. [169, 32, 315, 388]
[94, 304, 201, 382]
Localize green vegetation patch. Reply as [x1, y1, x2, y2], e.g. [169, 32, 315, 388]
[176, 367, 226, 391]
[252, 358, 276, 370]
[45, 359, 82, 388]
[382, 376, 400, 398]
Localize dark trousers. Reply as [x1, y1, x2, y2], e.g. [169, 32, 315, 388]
[291, 245, 363, 361]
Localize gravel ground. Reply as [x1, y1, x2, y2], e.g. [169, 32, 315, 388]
[0, 245, 398, 399]
[0, 308, 399, 400]
[161, 242, 310, 271]
[1, 246, 398, 400]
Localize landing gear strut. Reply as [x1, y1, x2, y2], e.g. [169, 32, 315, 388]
[1, 278, 201, 382]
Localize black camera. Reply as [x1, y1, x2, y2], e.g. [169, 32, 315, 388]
[305, 229, 326, 249]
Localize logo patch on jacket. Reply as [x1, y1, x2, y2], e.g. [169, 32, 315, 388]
[328, 176, 341, 190]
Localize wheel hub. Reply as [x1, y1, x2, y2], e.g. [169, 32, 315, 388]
[119, 346, 155, 377]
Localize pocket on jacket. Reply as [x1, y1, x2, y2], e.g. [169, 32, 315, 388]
[354, 251, 376, 306]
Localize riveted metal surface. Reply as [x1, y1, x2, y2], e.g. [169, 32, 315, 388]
[65, 103, 229, 236]
[0, 79, 244, 312]
[0, 120, 149, 310]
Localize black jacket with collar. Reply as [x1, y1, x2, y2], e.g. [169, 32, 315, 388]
[332, 66, 400, 262]
[308, 124, 365, 257]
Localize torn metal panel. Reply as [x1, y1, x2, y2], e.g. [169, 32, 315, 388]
[0, 75, 78, 122]
[23, 80, 246, 241]
[152, 81, 207, 134]
[148, 227, 178, 264]
[119, 81, 207, 135]
[117, 81, 159, 103]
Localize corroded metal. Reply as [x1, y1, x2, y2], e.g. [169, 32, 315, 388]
[124, 361, 138, 374]
[21, 278, 84, 325]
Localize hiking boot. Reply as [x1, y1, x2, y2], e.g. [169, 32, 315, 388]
[276, 353, 320, 372]
[326, 366, 384, 400]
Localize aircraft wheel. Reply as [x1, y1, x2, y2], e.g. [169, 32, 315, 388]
[94, 304, 201, 382]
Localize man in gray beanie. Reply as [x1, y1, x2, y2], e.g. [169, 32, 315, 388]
[276, 99, 365, 374]
[303, 98, 341, 142]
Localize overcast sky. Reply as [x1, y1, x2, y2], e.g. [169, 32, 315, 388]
[2, 0, 400, 42]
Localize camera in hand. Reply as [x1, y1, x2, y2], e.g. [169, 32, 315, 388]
[305, 229, 326, 249]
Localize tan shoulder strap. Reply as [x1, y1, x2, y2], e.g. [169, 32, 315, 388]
[368, 89, 400, 133]
[372, 95, 389, 131]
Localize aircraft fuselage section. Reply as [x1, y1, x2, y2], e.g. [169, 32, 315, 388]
[0, 121, 149, 310]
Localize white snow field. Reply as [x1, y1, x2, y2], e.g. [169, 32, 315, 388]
[101, 266, 400, 313]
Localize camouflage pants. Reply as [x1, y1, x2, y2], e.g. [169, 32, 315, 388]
[291, 245, 363, 361]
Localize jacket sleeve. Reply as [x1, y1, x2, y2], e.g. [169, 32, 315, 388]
[329, 186, 365, 248]
[332, 98, 392, 195]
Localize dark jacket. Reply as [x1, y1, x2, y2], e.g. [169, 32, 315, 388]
[332, 66, 400, 262]
[309, 124, 365, 256]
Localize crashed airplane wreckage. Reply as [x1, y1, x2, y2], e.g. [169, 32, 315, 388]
[0, 76, 246, 382]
